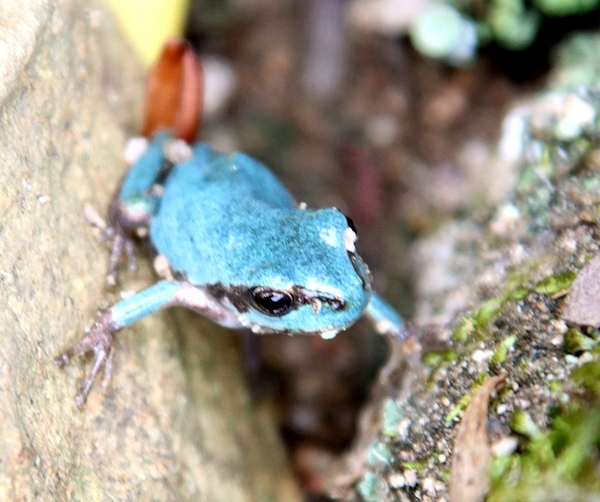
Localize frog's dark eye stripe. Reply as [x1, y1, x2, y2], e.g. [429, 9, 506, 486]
[250, 287, 295, 316]
[293, 287, 346, 312]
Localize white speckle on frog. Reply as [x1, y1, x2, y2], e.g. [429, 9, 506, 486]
[344, 227, 356, 253]
[320, 329, 337, 340]
[375, 318, 393, 334]
[319, 227, 338, 247]
[164, 139, 193, 164]
[153, 254, 174, 281]
[123, 136, 149, 165]
[310, 298, 322, 314]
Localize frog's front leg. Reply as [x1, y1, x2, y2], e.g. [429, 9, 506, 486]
[364, 293, 409, 340]
[105, 132, 175, 286]
[55, 280, 235, 405]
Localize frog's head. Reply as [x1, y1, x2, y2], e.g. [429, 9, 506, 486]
[211, 208, 372, 338]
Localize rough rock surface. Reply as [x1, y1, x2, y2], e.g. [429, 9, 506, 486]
[0, 1, 300, 500]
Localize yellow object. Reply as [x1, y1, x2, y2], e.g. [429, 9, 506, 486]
[105, 0, 190, 66]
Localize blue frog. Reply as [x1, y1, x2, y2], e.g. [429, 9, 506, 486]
[56, 132, 406, 405]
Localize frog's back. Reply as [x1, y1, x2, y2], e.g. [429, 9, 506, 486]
[172, 143, 296, 209]
[150, 144, 297, 284]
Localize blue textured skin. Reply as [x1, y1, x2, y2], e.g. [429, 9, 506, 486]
[110, 132, 404, 338]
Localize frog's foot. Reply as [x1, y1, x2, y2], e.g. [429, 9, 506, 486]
[83, 200, 142, 286]
[104, 199, 152, 287]
[54, 312, 119, 406]
[106, 224, 137, 287]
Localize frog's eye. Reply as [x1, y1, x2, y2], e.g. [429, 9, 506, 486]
[250, 287, 295, 316]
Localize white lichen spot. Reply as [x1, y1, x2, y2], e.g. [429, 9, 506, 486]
[123, 136, 149, 165]
[344, 227, 357, 252]
[319, 228, 338, 247]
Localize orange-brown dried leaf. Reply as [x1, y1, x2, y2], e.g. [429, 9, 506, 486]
[142, 38, 202, 142]
[449, 374, 506, 502]
[173, 47, 202, 143]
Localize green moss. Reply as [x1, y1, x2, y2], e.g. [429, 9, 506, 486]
[549, 380, 564, 393]
[452, 267, 577, 345]
[489, 405, 600, 500]
[401, 460, 429, 472]
[563, 328, 598, 354]
[445, 375, 487, 422]
[552, 33, 600, 89]
[472, 297, 507, 329]
[487, 361, 600, 500]
[488, 2, 540, 50]
[452, 276, 528, 342]
[452, 317, 474, 341]
[423, 350, 460, 366]
[533, 270, 577, 295]
[511, 410, 541, 438]
[452, 295, 508, 341]
[491, 334, 518, 366]
[533, 0, 600, 16]
[571, 360, 600, 396]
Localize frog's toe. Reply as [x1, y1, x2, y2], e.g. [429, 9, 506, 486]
[106, 226, 137, 286]
[55, 313, 118, 405]
[75, 344, 112, 406]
